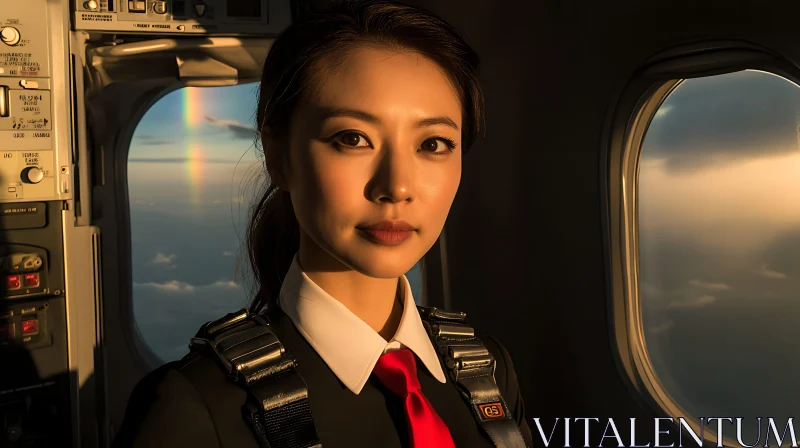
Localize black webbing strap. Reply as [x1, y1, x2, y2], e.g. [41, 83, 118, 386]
[190, 309, 322, 448]
[418, 306, 528, 448]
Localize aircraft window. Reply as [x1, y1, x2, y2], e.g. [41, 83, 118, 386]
[128, 84, 425, 364]
[638, 70, 800, 441]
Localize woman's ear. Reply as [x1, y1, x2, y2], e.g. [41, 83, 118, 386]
[262, 128, 290, 191]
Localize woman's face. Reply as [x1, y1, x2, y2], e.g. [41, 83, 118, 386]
[280, 46, 463, 278]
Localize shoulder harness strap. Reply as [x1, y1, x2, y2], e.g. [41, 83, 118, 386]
[417, 306, 528, 448]
[189, 309, 322, 448]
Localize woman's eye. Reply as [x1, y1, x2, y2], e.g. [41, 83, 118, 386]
[420, 138, 454, 154]
[335, 132, 370, 147]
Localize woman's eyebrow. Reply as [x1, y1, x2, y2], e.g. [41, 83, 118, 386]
[318, 107, 459, 131]
[415, 116, 459, 131]
[320, 107, 378, 123]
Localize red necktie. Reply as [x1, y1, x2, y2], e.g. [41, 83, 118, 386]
[372, 348, 456, 448]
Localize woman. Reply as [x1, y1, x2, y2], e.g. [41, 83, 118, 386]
[113, 1, 533, 446]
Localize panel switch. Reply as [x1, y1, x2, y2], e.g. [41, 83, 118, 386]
[0, 85, 8, 117]
[6, 275, 19, 290]
[23, 273, 39, 287]
[0, 27, 20, 46]
[22, 167, 44, 184]
[19, 80, 39, 89]
[128, 1, 145, 12]
[21, 319, 38, 335]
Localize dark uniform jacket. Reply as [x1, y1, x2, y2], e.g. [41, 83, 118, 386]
[112, 308, 534, 447]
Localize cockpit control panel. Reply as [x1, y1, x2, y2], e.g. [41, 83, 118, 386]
[1, 0, 289, 445]
[74, 0, 290, 35]
[0, 1, 68, 204]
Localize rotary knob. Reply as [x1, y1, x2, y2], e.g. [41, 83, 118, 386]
[85, 0, 99, 10]
[22, 167, 43, 184]
[0, 27, 20, 46]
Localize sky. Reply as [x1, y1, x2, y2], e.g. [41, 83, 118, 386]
[128, 70, 800, 444]
[636, 71, 800, 443]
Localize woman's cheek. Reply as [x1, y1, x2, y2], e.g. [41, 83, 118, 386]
[312, 160, 366, 224]
[423, 165, 461, 218]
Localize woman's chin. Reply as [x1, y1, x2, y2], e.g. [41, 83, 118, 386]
[340, 249, 421, 279]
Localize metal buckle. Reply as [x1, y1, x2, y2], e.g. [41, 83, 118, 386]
[418, 306, 467, 322]
[207, 309, 249, 336]
[434, 323, 475, 338]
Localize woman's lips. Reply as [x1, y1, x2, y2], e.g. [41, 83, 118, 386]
[356, 220, 415, 246]
[357, 228, 414, 246]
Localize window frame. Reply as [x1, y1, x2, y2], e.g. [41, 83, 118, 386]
[86, 36, 282, 439]
[601, 40, 800, 445]
[118, 84, 188, 370]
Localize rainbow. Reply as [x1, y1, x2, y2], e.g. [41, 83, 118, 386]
[182, 88, 206, 205]
[183, 87, 204, 128]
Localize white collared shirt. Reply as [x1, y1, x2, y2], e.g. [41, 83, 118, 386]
[278, 254, 447, 395]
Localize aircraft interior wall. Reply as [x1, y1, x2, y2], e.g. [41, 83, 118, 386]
[2, 0, 800, 446]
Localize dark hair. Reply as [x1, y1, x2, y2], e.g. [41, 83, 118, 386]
[247, 0, 485, 314]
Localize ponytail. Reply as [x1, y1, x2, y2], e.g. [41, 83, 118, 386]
[246, 185, 299, 314]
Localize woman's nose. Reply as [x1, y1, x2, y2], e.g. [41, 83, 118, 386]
[367, 147, 415, 204]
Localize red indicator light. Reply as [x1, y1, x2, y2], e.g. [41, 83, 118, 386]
[23, 273, 39, 287]
[0, 323, 14, 339]
[21, 319, 38, 335]
[6, 275, 20, 290]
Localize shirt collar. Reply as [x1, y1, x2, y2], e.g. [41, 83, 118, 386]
[278, 254, 447, 394]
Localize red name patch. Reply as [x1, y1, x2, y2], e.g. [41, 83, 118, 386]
[478, 402, 504, 419]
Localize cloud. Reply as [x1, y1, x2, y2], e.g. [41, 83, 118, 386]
[688, 279, 732, 291]
[643, 70, 800, 173]
[205, 116, 257, 140]
[758, 264, 788, 280]
[151, 253, 176, 265]
[132, 279, 252, 362]
[131, 198, 155, 206]
[136, 280, 195, 292]
[669, 295, 716, 308]
[638, 154, 800, 253]
[653, 105, 671, 118]
[647, 320, 674, 334]
[140, 140, 175, 146]
[134, 279, 239, 293]
[133, 134, 177, 146]
[639, 282, 682, 301]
